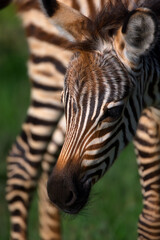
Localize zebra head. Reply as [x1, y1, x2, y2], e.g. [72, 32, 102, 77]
[40, 0, 159, 214]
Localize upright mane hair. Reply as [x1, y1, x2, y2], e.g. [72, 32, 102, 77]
[70, 0, 160, 53]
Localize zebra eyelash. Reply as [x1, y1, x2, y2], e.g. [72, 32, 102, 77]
[99, 104, 124, 122]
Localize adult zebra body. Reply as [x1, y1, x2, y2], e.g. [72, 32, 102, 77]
[1, 0, 67, 239]
[39, 0, 160, 239]
[1, 0, 112, 239]
[1, 0, 65, 239]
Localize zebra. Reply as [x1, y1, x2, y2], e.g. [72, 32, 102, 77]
[1, 0, 109, 239]
[39, 0, 160, 239]
[1, 0, 67, 239]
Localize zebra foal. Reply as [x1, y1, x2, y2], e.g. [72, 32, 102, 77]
[1, 0, 67, 239]
[40, 0, 160, 239]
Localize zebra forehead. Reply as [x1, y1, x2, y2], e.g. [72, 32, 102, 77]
[65, 52, 103, 82]
[63, 50, 134, 106]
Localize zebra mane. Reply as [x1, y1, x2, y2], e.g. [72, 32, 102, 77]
[70, 0, 160, 52]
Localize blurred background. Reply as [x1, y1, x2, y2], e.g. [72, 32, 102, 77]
[0, 4, 142, 240]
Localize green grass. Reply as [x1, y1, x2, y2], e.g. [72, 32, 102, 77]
[0, 4, 142, 240]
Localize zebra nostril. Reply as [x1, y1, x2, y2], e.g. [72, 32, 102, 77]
[65, 190, 76, 206]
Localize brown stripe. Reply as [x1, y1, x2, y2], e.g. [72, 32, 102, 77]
[30, 54, 66, 75]
[36, 70, 53, 77]
[16, 0, 40, 12]
[26, 24, 70, 48]
[72, 0, 80, 11]
[87, 0, 97, 19]
[100, 0, 106, 8]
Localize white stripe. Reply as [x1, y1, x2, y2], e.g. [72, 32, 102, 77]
[82, 130, 124, 168]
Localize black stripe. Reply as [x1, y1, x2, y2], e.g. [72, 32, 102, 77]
[15, 141, 25, 155]
[26, 115, 57, 126]
[85, 139, 119, 160]
[111, 140, 120, 165]
[21, 130, 28, 144]
[141, 159, 160, 171]
[137, 123, 148, 133]
[129, 97, 139, 122]
[124, 108, 136, 136]
[136, 93, 142, 110]
[10, 174, 26, 181]
[148, 61, 157, 102]
[29, 147, 46, 155]
[134, 135, 156, 147]
[143, 168, 160, 181]
[12, 224, 21, 233]
[41, 0, 59, 17]
[11, 210, 21, 217]
[86, 123, 124, 152]
[8, 196, 26, 205]
[26, 24, 69, 48]
[138, 149, 160, 158]
[31, 133, 51, 142]
[138, 226, 160, 238]
[139, 218, 160, 230]
[94, 82, 106, 120]
[85, 169, 103, 182]
[8, 156, 41, 169]
[85, 158, 109, 172]
[31, 54, 66, 75]
[138, 232, 149, 240]
[32, 100, 63, 111]
[32, 81, 63, 92]
[122, 123, 129, 145]
[64, 91, 69, 118]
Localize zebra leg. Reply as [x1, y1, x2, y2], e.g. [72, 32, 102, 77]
[38, 172, 61, 240]
[6, 137, 40, 240]
[134, 107, 160, 240]
[38, 115, 65, 240]
[6, 97, 63, 239]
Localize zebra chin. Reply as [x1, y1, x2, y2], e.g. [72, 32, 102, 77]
[47, 171, 92, 215]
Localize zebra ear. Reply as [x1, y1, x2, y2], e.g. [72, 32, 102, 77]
[39, 0, 92, 42]
[115, 8, 158, 63]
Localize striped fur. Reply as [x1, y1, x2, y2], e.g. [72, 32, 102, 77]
[40, 1, 160, 239]
[5, 0, 70, 239]
[1, 0, 160, 239]
[3, 0, 106, 239]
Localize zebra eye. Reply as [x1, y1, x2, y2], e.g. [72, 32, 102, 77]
[99, 105, 124, 122]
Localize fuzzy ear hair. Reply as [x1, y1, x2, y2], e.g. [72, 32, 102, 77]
[39, 0, 92, 42]
[121, 8, 158, 61]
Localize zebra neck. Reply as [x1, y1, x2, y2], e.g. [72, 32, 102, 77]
[142, 55, 160, 109]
